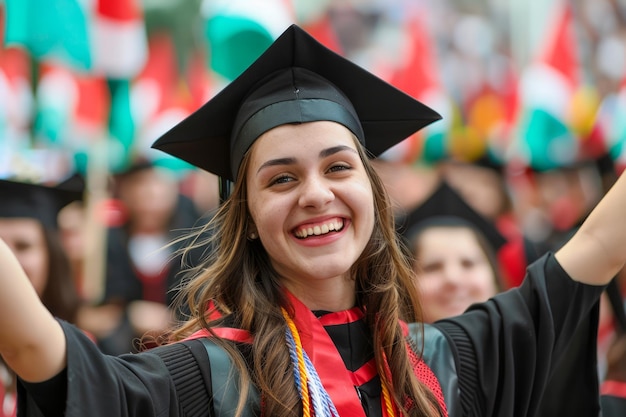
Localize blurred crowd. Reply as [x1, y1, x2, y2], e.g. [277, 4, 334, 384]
[1, 0, 626, 415]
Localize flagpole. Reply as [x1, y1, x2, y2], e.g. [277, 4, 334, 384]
[81, 135, 109, 304]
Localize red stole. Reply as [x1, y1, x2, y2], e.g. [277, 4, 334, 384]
[188, 293, 448, 417]
[602, 380, 626, 398]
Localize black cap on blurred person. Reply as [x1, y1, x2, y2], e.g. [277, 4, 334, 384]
[0, 174, 85, 229]
[397, 181, 507, 251]
[151, 24, 442, 182]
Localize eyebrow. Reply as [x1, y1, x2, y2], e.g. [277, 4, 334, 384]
[256, 145, 357, 174]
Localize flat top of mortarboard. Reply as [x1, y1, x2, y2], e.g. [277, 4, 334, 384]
[0, 174, 85, 229]
[151, 24, 441, 182]
[397, 181, 507, 251]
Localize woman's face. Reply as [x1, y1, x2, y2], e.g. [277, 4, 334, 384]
[414, 226, 497, 322]
[0, 218, 49, 296]
[246, 121, 375, 298]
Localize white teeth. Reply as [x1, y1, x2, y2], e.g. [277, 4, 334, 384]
[296, 219, 344, 238]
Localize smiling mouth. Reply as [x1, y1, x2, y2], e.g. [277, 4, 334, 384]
[294, 219, 345, 239]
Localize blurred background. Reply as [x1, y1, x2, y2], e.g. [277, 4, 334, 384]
[1, 0, 626, 312]
[1, 0, 625, 178]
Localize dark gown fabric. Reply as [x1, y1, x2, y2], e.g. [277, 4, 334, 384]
[600, 380, 626, 417]
[17, 253, 605, 417]
[600, 394, 626, 417]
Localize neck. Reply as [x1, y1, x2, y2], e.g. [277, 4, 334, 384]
[282, 277, 356, 311]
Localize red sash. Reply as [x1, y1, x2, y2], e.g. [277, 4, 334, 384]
[601, 380, 626, 398]
[187, 294, 448, 416]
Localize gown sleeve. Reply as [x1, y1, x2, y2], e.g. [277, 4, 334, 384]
[17, 320, 213, 417]
[433, 252, 605, 417]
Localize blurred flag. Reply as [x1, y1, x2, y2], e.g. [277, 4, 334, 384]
[460, 53, 520, 165]
[386, 12, 453, 164]
[130, 32, 197, 175]
[514, 0, 581, 171]
[201, 0, 294, 82]
[0, 45, 34, 154]
[4, 0, 92, 71]
[106, 78, 136, 172]
[603, 78, 626, 174]
[89, 0, 148, 174]
[34, 62, 112, 173]
[293, 0, 343, 55]
[91, 0, 147, 79]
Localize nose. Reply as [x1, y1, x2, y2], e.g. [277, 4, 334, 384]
[440, 262, 463, 286]
[298, 175, 335, 208]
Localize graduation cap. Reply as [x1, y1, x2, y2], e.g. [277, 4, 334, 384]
[397, 181, 507, 251]
[0, 174, 85, 229]
[152, 24, 441, 185]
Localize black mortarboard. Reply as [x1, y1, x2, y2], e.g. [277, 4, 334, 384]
[152, 24, 441, 182]
[397, 181, 507, 251]
[0, 174, 85, 229]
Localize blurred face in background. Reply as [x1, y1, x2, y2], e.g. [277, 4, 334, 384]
[534, 166, 602, 232]
[0, 218, 49, 296]
[413, 225, 499, 322]
[117, 167, 179, 234]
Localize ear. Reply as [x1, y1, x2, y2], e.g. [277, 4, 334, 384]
[247, 220, 258, 240]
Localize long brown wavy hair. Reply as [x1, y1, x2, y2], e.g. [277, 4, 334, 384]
[170, 135, 443, 417]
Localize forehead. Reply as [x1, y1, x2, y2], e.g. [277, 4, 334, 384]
[416, 226, 481, 247]
[249, 121, 359, 158]
[0, 217, 45, 238]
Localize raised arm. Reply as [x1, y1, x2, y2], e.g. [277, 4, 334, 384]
[556, 171, 626, 286]
[0, 238, 67, 382]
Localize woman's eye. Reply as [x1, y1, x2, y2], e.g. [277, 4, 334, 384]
[270, 175, 294, 185]
[421, 262, 442, 273]
[461, 259, 477, 269]
[328, 164, 350, 173]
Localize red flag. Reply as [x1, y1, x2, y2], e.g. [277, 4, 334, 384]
[384, 13, 451, 164]
[92, 0, 147, 78]
[301, 14, 342, 55]
[389, 14, 440, 101]
[538, 2, 579, 89]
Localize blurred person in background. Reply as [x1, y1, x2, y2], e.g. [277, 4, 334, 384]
[86, 159, 205, 355]
[57, 198, 89, 298]
[440, 157, 545, 289]
[179, 168, 221, 220]
[398, 181, 507, 323]
[0, 176, 84, 417]
[530, 161, 605, 252]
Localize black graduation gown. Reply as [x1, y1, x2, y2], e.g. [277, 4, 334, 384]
[600, 394, 626, 417]
[17, 253, 605, 417]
